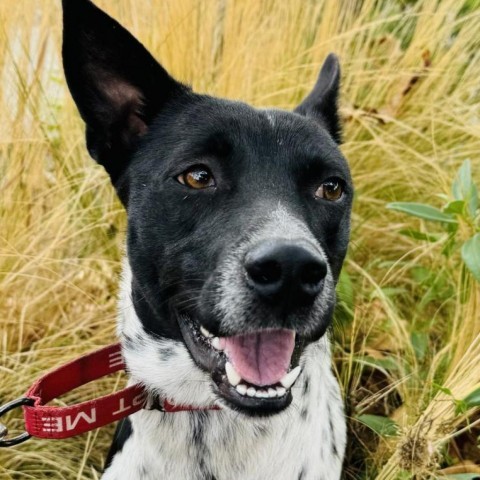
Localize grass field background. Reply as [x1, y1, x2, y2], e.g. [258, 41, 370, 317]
[1, 0, 479, 478]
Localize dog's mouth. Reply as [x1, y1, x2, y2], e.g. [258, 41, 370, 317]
[177, 314, 305, 415]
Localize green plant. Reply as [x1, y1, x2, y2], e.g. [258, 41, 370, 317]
[387, 160, 480, 282]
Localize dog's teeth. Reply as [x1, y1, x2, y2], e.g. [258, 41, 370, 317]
[268, 388, 277, 398]
[276, 386, 286, 397]
[246, 387, 256, 397]
[200, 326, 213, 338]
[280, 366, 302, 389]
[211, 337, 223, 350]
[235, 383, 283, 399]
[236, 384, 248, 396]
[255, 389, 268, 399]
[225, 362, 241, 386]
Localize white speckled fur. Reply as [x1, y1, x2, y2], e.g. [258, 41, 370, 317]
[104, 255, 346, 480]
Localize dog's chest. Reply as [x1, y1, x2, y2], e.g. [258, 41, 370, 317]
[103, 365, 345, 480]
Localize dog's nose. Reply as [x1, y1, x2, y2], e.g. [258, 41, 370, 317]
[244, 241, 327, 308]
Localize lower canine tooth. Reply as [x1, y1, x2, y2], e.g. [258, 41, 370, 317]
[211, 337, 223, 350]
[280, 366, 302, 389]
[236, 384, 247, 395]
[268, 388, 277, 398]
[276, 386, 286, 397]
[247, 387, 256, 397]
[225, 362, 241, 386]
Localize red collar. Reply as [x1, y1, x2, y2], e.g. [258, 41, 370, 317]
[20, 344, 219, 441]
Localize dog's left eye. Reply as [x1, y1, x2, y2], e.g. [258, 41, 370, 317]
[315, 178, 344, 201]
[177, 165, 216, 189]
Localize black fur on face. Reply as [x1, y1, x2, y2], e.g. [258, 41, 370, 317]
[63, 0, 352, 414]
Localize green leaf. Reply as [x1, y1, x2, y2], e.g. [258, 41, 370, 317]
[433, 383, 453, 397]
[411, 266, 434, 284]
[452, 159, 479, 218]
[356, 414, 399, 437]
[387, 202, 457, 224]
[461, 233, 480, 282]
[467, 184, 478, 218]
[463, 387, 480, 409]
[352, 355, 401, 376]
[381, 287, 406, 297]
[370, 356, 402, 372]
[337, 269, 354, 309]
[411, 331, 428, 361]
[442, 232, 458, 258]
[443, 200, 465, 215]
[454, 399, 468, 415]
[335, 269, 355, 324]
[452, 159, 471, 200]
[399, 229, 442, 242]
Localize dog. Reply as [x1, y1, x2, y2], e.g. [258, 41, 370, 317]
[62, 1, 353, 478]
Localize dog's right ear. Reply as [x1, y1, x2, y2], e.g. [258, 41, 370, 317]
[62, 0, 188, 191]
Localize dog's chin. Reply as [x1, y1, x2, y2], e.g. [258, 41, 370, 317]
[176, 312, 309, 417]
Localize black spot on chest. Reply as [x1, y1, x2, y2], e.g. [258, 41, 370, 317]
[104, 417, 133, 471]
[159, 345, 174, 361]
[123, 332, 146, 350]
[300, 406, 309, 420]
[254, 424, 269, 437]
[327, 404, 339, 457]
[190, 411, 207, 446]
[303, 377, 310, 395]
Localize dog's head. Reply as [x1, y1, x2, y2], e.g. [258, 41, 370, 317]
[62, 0, 353, 416]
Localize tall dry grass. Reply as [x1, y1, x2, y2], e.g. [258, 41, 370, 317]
[0, 0, 479, 478]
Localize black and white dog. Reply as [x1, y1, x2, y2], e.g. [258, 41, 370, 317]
[62, 0, 353, 478]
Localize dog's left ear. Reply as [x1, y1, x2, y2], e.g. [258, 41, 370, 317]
[295, 54, 341, 143]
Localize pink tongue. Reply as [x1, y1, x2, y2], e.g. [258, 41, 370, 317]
[223, 329, 295, 387]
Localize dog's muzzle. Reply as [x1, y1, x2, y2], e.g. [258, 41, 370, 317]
[175, 235, 334, 415]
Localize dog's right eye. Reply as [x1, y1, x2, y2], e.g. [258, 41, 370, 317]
[177, 165, 216, 189]
[315, 177, 344, 201]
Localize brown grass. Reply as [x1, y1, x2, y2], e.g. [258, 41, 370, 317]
[1, 0, 479, 478]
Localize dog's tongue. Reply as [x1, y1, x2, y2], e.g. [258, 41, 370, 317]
[223, 329, 295, 387]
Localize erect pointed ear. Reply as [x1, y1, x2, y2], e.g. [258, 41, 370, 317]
[294, 53, 342, 143]
[62, 0, 188, 187]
